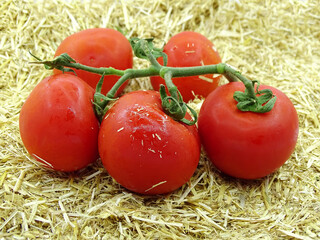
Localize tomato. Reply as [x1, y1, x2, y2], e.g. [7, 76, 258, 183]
[98, 90, 200, 194]
[150, 31, 222, 102]
[198, 82, 299, 179]
[53, 28, 133, 95]
[19, 74, 100, 172]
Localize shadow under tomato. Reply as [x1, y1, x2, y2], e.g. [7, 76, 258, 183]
[202, 154, 276, 189]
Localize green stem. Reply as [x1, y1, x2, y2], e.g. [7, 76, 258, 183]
[106, 72, 133, 99]
[141, 40, 162, 69]
[164, 64, 253, 95]
[105, 66, 160, 100]
[224, 71, 240, 83]
[62, 61, 162, 80]
[32, 49, 275, 123]
[163, 71, 179, 100]
[223, 65, 257, 100]
[165, 65, 220, 77]
[94, 67, 160, 121]
[64, 62, 125, 76]
[64, 62, 247, 93]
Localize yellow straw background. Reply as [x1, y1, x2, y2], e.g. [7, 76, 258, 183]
[1, 0, 319, 239]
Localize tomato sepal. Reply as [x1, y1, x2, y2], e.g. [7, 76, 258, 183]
[159, 84, 197, 125]
[130, 37, 168, 66]
[29, 52, 77, 74]
[233, 80, 277, 113]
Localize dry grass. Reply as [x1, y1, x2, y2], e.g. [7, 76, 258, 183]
[1, 0, 320, 239]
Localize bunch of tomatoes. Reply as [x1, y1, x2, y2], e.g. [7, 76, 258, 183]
[19, 28, 299, 195]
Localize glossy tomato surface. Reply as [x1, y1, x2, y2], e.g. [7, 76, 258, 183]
[198, 82, 299, 179]
[19, 74, 100, 172]
[54, 28, 133, 95]
[98, 90, 200, 194]
[150, 31, 222, 102]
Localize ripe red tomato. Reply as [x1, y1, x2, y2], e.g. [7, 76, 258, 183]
[198, 82, 299, 179]
[53, 28, 133, 95]
[150, 31, 222, 102]
[19, 74, 100, 172]
[98, 90, 200, 194]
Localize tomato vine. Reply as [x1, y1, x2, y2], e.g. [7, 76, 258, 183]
[30, 37, 276, 125]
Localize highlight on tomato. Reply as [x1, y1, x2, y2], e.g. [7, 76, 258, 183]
[198, 82, 299, 179]
[53, 28, 133, 95]
[98, 90, 201, 195]
[19, 74, 100, 172]
[150, 31, 222, 102]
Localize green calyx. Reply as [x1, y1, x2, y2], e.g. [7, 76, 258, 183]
[130, 37, 168, 67]
[218, 64, 276, 113]
[233, 80, 277, 113]
[92, 74, 118, 122]
[29, 52, 77, 74]
[159, 85, 197, 125]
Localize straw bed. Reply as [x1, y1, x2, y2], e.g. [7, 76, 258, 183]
[1, 0, 320, 239]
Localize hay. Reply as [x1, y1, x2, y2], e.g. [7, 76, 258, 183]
[1, 0, 320, 239]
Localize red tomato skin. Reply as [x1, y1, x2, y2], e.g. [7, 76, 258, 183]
[198, 82, 299, 179]
[19, 74, 100, 172]
[53, 28, 133, 95]
[150, 31, 222, 102]
[98, 91, 200, 194]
